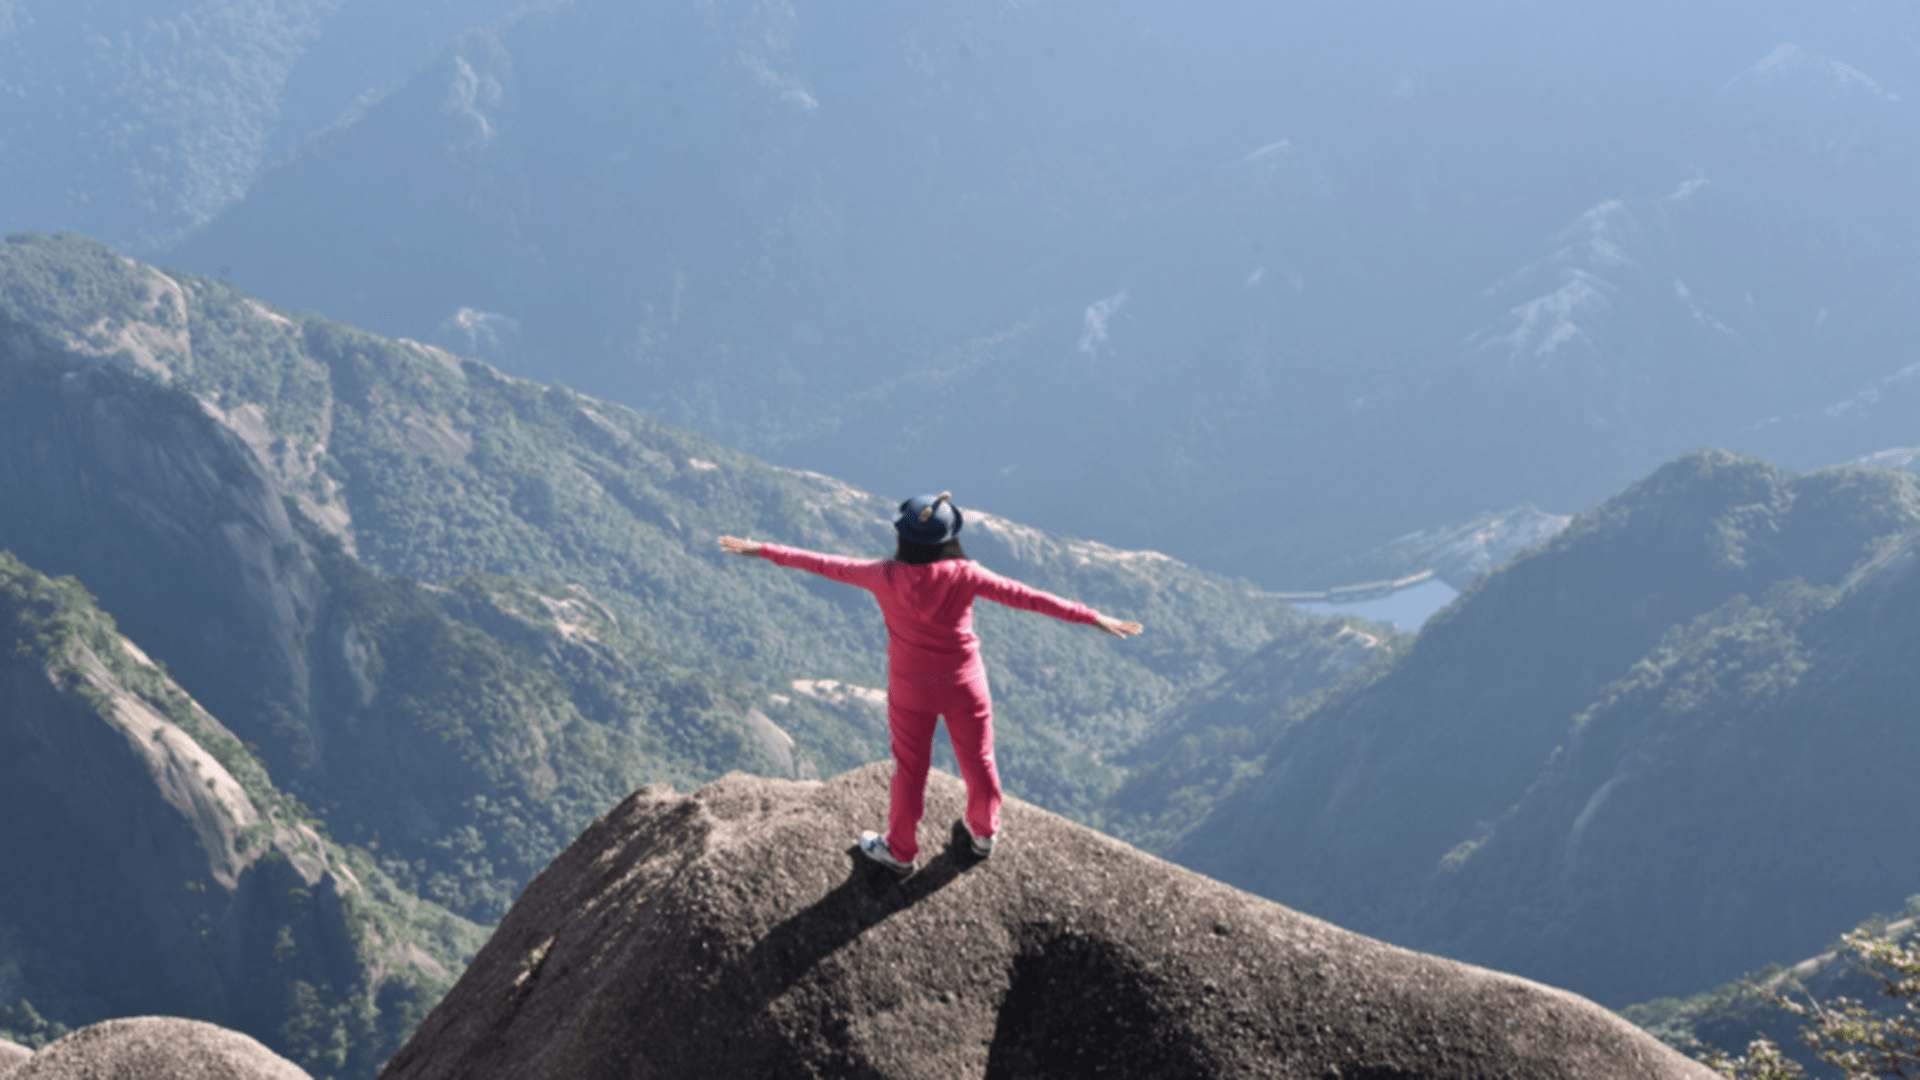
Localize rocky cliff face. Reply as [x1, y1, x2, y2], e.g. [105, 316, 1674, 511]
[0, 552, 481, 1076]
[0, 337, 326, 777]
[2, 555, 321, 1022]
[383, 765, 1713, 1080]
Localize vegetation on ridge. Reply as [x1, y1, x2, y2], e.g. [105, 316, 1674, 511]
[1623, 898, 1920, 1079]
[1137, 451, 1920, 1006]
[0, 231, 1346, 831]
[0, 231, 1385, 1076]
[0, 552, 487, 1077]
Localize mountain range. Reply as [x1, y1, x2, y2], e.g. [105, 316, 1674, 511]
[0, 231, 1379, 1075]
[117, 0, 1920, 585]
[7, 3, 1920, 1074]
[0, 0, 545, 252]
[10, 2, 1920, 585]
[6, 228, 1920, 1072]
[1127, 450, 1920, 1007]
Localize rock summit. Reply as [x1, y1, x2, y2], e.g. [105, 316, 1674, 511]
[383, 764, 1712, 1079]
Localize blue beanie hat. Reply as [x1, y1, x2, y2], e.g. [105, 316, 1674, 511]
[895, 491, 963, 544]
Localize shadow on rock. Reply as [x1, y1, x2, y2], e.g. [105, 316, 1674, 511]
[381, 765, 1716, 1080]
[984, 931, 1214, 1079]
[741, 822, 980, 1000]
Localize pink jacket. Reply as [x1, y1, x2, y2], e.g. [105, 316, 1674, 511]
[757, 543, 1099, 690]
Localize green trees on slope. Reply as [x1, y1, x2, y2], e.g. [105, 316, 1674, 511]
[0, 551, 487, 1079]
[1683, 922, 1920, 1079]
[0, 231, 1378, 1075]
[0, 230, 1332, 831]
[1150, 451, 1920, 1006]
[297, 528, 782, 921]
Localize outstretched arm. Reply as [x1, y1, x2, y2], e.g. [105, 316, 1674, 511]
[717, 536, 888, 589]
[971, 567, 1143, 638]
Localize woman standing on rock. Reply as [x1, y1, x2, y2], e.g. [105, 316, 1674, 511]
[719, 492, 1141, 876]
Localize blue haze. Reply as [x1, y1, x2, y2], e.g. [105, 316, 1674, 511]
[5, 1, 1919, 585]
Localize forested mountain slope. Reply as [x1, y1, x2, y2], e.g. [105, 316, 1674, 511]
[0, 232, 1349, 829]
[1408, 507, 1920, 1003]
[156, 0, 1920, 585]
[0, 293, 781, 928]
[1147, 451, 1920, 1005]
[0, 0, 544, 251]
[0, 230, 1382, 1071]
[0, 553, 484, 1077]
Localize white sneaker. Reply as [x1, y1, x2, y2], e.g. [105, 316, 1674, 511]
[859, 831, 914, 876]
[968, 828, 995, 857]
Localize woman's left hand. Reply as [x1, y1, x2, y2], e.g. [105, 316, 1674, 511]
[718, 536, 763, 557]
[1094, 613, 1143, 638]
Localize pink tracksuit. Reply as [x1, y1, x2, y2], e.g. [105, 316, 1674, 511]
[757, 543, 1099, 860]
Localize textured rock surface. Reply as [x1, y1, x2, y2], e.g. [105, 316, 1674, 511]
[0, 354, 325, 769]
[0, 1039, 30, 1080]
[14, 1017, 310, 1079]
[384, 764, 1714, 1080]
[0, 553, 409, 1033]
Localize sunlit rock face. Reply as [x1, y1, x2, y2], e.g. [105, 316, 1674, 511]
[0, 551, 449, 1057]
[383, 764, 1711, 1080]
[10, 1017, 311, 1080]
[0, 350, 325, 763]
[0, 1038, 29, 1078]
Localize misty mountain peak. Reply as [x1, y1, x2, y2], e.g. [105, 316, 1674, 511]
[1736, 43, 1900, 103]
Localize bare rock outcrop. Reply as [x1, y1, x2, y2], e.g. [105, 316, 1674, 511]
[0, 550, 474, 1071]
[12, 1017, 310, 1079]
[0, 352, 325, 789]
[383, 764, 1714, 1079]
[0, 1039, 29, 1080]
[0, 557, 367, 1027]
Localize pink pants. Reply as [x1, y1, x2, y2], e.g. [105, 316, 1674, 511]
[885, 676, 1000, 862]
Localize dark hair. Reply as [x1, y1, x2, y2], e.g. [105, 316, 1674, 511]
[894, 537, 968, 565]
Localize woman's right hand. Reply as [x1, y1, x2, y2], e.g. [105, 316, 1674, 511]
[1094, 613, 1143, 638]
[718, 536, 763, 557]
